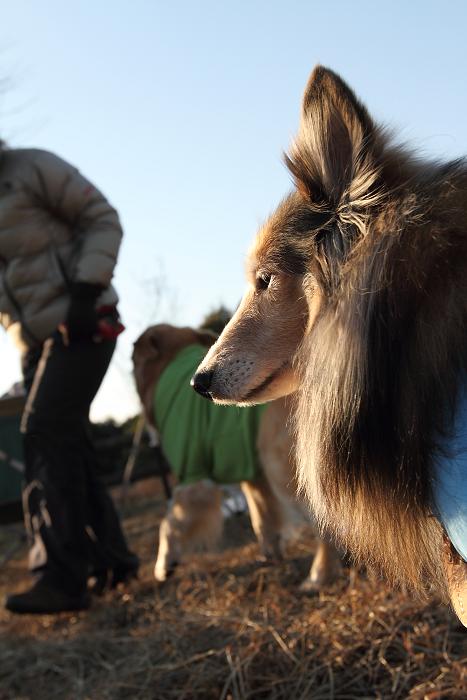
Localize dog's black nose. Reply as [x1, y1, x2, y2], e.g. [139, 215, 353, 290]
[190, 370, 214, 400]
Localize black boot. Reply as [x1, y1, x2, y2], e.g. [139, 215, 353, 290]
[5, 577, 90, 615]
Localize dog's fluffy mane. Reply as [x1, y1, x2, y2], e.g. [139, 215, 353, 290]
[282, 67, 467, 597]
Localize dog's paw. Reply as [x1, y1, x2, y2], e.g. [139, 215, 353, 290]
[154, 570, 166, 583]
[298, 578, 323, 595]
[154, 561, 179, 583]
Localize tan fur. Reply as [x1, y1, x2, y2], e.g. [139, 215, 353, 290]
[193, 66, 467, 602]
[132, 324, 216, 427]
[197, 249, 308, 405]
[133, 323, 340, 588]
[154, 481, 224, 582]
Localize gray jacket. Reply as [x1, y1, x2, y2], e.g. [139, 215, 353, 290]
[0, 147, 122, 351]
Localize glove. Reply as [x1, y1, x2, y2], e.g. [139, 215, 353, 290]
[65, 282, 103, 341]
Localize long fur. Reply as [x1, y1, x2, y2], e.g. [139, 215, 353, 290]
[285, 67, 467, 598]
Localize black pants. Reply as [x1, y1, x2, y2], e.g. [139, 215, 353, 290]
[20, 333, 138, 595]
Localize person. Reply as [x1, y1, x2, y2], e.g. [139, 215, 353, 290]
[0, 141, 139, 614]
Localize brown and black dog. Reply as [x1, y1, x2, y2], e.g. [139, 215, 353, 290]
[132, 323, 341, 589]
[193, 66, 467, 623]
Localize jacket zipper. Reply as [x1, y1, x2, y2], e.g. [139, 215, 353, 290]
[52, 247, 72, 290]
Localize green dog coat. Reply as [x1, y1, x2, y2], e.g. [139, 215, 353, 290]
[153, 344, 266, 484]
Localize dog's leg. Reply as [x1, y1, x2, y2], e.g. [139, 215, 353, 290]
[154, 482, 224, 581]
[154, 512, 181, 582]
[240, 478, 284, 560]
[300, 538, 342, 593]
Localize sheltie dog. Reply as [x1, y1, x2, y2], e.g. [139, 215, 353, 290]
[193, 66, 467, 611]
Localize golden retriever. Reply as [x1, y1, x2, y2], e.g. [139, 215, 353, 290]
[132, 323, 341, 590]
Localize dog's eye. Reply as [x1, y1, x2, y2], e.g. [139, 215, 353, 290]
[256, 273, 272, 292]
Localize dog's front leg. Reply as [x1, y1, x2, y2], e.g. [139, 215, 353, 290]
[240, 478, 284, 561]
[300, 539, 342, 593]
[154, 515, 180, 582]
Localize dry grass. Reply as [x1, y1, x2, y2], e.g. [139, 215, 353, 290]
[0, 478, 465, 700]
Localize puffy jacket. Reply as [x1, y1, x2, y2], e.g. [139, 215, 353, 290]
[0, 146, 122, 351]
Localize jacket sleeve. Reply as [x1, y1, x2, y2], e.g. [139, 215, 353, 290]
[27, 149, 123, 288]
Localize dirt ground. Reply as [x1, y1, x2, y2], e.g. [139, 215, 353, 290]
[0, 477, 465, 700]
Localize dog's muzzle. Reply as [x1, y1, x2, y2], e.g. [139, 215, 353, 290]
[190, 370, 214, 401]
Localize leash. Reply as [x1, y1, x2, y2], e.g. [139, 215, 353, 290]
[120, 414, 172, 510]
[120, 413, 146, 508]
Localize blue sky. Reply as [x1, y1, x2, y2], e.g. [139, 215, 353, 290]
[1, 0, 467, 421]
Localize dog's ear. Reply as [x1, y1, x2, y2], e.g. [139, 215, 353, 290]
[133, 328, 160, 359]
[194, 329, 218, 348]
[285, 66, 378, 210]
[148, 333, 160, 353]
